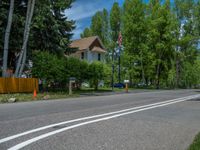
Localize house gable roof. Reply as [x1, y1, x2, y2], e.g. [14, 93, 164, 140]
[70, 36, 106, 52]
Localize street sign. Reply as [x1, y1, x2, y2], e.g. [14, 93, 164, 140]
[124, 80, 129, 83]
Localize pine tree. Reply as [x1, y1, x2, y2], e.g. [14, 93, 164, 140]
[30, 0, 75, 55]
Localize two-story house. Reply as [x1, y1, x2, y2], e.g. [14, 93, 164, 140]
[70, 36, 106, 63]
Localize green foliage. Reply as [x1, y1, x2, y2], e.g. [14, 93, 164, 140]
[32, 51, 65, 83]
[110, 2, 121, 42]
[80, 28, 92, 38]
[188, 132, 200, 150]
[2, 0, 200, 89]
[195, 1, 200, 37]
[0, 1, 26, 53]
[32, 52, 89, 85]
[123, 0, 149, 84]
[91, 12, 104, 40]
[103, 63, 112, 86]
[84, 0, 200, 89]
[146, 0, 177, 88]
[80, 9, 109, 48]
[167, 67, 176, 88]
[0, 0, 75, 71]
[180, 58, 200, 88]
[32, 52, 110, 90]
[64, 57, 89, 84]
[88, 61, 109, 90]
[30, 0, 75, 55]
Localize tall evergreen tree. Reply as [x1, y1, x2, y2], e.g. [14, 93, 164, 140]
[30, 0, 75, 55]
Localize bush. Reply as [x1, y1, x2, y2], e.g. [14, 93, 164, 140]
[32, 51, 65, 84]
[64, 57, 89, 88]
[32, 51, 110, 91]
[88, 61, 110, 90]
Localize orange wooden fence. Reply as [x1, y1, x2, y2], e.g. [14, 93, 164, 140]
[0, 78, 38, 94]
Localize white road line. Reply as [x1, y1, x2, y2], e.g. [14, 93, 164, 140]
[0, 95, 195, 144]
[8, 94, 200, 150]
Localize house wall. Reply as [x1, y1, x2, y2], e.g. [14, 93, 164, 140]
[87, 50, 105, 63]
[70, 37, 106, 63]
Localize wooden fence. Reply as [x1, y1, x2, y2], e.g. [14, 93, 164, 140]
[0, 78, 38, 94]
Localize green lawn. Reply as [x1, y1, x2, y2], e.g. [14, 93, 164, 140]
[188, 132, 200, 150]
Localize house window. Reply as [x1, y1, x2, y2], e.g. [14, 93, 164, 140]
[98, 53, 101, 61]
[81, 52, 84, 59]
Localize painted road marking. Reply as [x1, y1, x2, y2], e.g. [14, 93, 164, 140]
[0, 95, 196, 144]
[7, 94, 200, 150]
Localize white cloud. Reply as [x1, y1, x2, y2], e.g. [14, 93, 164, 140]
[65, 0, 106, 21]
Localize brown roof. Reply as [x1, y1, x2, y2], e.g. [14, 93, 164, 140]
[70, 36, 105, 51]
[91, 46, 106, 53]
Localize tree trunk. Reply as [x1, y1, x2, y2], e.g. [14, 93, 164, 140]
[18, 0, 31, 77]
[15, 0, 35, 77]
[140, 52, 145, 84]
[19, 49, 27, 76]
[175, 55, 180, 89]
[2, 0, 15, 77]
[94, 80, 98, 91]
[156, 63, 161, 89]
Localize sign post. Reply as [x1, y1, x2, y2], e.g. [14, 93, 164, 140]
[124, 80, 129, 93]
[69, 77, 76, 95]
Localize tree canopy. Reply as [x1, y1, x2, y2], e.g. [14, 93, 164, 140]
[0, 0, 75, 77]
[81, 0, 200, 89]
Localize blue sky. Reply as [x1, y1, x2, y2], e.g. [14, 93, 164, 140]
[65, 0, 125, 39]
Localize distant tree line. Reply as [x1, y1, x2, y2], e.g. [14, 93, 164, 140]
[81, 0, 200, 89]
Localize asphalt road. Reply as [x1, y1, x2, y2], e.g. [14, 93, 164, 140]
[0, 89, 200, 150]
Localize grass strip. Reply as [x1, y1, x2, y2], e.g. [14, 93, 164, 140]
[0, 92, 79, 103]
[188, 132, 200, 150]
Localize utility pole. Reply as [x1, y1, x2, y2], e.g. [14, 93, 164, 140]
[118, 31, 122, 83]
[111, 49, 114, 91]
[118, 45, 121, 83]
